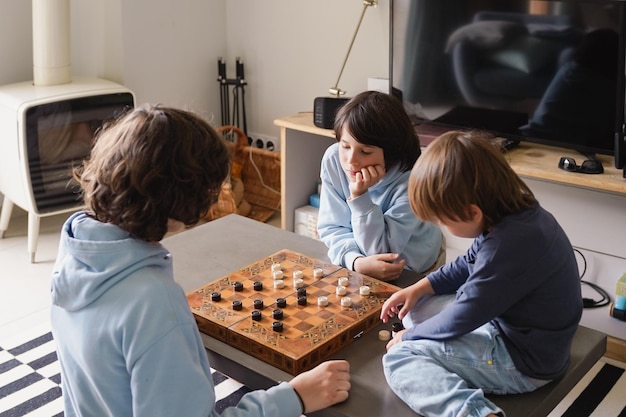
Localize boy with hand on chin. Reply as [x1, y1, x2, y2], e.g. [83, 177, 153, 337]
[317, 91, 444, 282]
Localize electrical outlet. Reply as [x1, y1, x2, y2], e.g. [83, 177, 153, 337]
[248, 131, 279, 152]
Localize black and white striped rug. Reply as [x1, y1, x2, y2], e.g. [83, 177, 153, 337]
[1, 325, 625, 417]
[0, 325, 250, 417]
[547, 357, 626, 417]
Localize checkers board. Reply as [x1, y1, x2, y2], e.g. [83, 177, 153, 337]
[186, 249, 401, 375]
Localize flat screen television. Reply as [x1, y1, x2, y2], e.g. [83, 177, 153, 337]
[390, 0, 626, 168]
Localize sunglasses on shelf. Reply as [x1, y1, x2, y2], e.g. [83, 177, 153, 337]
[558, 157, 604, 174]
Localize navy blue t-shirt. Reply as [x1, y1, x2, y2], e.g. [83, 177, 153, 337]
[403, 204, 582, 379]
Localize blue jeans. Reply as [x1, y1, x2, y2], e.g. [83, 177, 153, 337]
[382, 296, 542, 417]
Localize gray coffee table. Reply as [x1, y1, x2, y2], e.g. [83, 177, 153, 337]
[164, 214, 606, 417]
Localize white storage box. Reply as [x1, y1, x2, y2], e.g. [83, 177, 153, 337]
[294, 205, 320, 240]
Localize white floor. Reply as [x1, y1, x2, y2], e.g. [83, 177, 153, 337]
[0, 209, 71, 339]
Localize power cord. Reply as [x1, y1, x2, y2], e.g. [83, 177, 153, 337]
[573, 248, 612, 308]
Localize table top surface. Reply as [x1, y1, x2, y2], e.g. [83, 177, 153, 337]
[164, 214, 606, 417]
[164, 214, 423, 416]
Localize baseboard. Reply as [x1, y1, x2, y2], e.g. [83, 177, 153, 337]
[606, 336, 626, 362]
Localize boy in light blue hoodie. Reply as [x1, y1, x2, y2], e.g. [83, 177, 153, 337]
[317, 91, 444, 282]
[50, 105, 350, 417]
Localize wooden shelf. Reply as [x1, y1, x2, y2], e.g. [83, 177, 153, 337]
[275, 113, 626, 196]
[607, 336, 626, 362]
[507, 142, 626, 195]
[274, 112, 335, 138]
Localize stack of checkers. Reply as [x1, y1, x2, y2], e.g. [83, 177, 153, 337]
[187, 249, 402, 375]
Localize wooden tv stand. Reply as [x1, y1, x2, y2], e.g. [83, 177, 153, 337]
[275, 112, 626, 233]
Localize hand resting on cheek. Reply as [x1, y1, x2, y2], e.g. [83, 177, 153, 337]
[349, 164, 386, 200]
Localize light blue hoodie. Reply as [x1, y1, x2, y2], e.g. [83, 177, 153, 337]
[51, 212, 302, 417]
[317, 143, 442, 274]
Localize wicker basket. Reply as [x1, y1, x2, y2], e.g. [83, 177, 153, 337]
[205, 126, 281, 223]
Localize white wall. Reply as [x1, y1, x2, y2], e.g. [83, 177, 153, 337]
[223, 0, 389, 136]
[0, 0, 228, 209]
[117, 0, 227, 122]
[0, 0, 387, 135]
[0, 1, 33, 84]
[0, 0, 388, 208]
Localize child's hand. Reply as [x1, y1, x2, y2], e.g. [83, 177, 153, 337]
[349, 164, 385, 199]
[386, 329, 407, 351]
[353, 254, 405, 281]
[289, 360, 351, 413]
[380, 287, 417, 323]
[380, 279, 433, 323]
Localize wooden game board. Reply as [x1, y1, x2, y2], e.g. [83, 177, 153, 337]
[186, 249, 402, 375]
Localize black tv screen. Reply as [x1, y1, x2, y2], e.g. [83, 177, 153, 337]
[390, 0, 626, 167]
[25, 93, 134, 213]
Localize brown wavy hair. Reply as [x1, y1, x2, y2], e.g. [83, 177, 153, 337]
[333, 90, 421, 172]
[74, 104, 230, 241]
[409, 131, 536, 231]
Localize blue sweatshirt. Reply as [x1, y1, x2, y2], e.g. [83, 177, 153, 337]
[317, 143, 442, 274]
[402, 204, 583, 380]
[50, 212, 302, 417]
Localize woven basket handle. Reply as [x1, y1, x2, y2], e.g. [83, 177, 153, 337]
[217, 125, 248, 180]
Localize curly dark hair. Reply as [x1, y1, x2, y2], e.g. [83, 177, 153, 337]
[333, 90, 421, 172]
[74, 104, 230, 242]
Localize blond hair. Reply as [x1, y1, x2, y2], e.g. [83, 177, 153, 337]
[409, 131, 536, 230]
